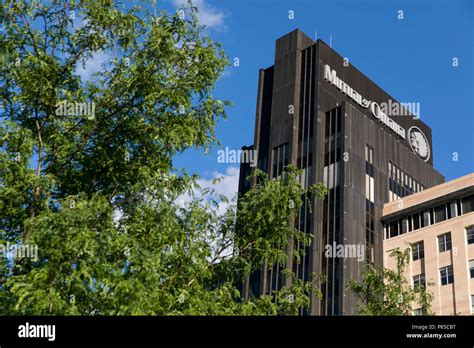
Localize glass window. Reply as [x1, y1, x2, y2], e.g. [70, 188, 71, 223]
[467, 226, 474, 245]
[272, 143, 289, 178]
[462, 195, 474, 214]
[366, 244, 374, 263]
[440, 265, 454, 285]
[422, 210, 430, 228]
[438, 233, 452, 253]
[366, 229, 374, 245]
[402, 217, 409, 234]
[398, 219, 404, 236]
[457, 199, 462, 216]
[278, 144, 284, 167]
[413, 213, 420, 230]
[272, 148, 278, 177]
[434, 204, 447, 223]
[389, 220, 399, 238]
[412, 241, 424, 261]
[284, 143, 290, 166]
[469, 260, 474, 279]
[448, 201, 457, 219]
[413, 274, 426, 289]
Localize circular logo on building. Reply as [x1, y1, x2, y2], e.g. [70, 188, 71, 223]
[408, 126, 430, 162]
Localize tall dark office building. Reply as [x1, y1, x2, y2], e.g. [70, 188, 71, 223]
[238, 29, 445, 315]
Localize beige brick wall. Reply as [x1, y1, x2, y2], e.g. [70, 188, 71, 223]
[383, 212, 474, 315]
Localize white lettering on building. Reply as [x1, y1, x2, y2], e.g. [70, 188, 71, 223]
[323, 64, 406, 139]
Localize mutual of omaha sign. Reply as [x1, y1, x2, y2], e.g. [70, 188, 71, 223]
[323, 64, 406, 140]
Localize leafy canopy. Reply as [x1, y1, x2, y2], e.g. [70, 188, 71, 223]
[347, 248, 434, 316]
[0, 0, 327, 315]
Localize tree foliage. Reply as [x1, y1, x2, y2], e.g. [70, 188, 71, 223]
[347, 248, 434, 316]
[0, 0, 327, 315]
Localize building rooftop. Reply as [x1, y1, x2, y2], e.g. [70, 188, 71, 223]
[382, 173, 474, 220]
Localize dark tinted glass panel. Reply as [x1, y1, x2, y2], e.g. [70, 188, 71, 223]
[462, 195, 474, 214]
[412, 241, 424, 261]
[438, 233, 452, 252]
[467, 227, 474, 245]
[457, 199, 462, 216]
[435, 205, 447, 223]
[448, 201, 457, 219]
[402, 218, 409, 234]
[440, 266, 454, 285]
[390, 220, 399, 238]
[413, 213, 420, 230]
[422, 210, 430, 227]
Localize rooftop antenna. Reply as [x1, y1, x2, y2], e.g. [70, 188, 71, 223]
[329, 34, 332, 47]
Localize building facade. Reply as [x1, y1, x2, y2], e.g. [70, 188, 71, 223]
[238, 29, 445, 315]
[383, 174, 474, 315]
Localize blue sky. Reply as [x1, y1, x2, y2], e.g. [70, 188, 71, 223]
[170, 0, 474, 195]
[13, 0, 473, 197]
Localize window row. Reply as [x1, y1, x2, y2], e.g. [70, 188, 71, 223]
[411, 233, 452, 260]
[388, 161, 424, 202]
[411, 228, 474, 262]
[412, 260, 474, 292]
[385, 197, 474, 239]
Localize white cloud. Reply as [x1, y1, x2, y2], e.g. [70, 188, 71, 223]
[177, 166, 239, 216]
[197, 166, 239, 199]
[172, 0, 227, 31]
[71, 17, 111, 82]
[193, 166, 239, 260]
[76, 50, 110, 81]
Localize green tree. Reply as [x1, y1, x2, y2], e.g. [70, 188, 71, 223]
[347, 248, 434, 316]
[0, 0, 327, 315]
